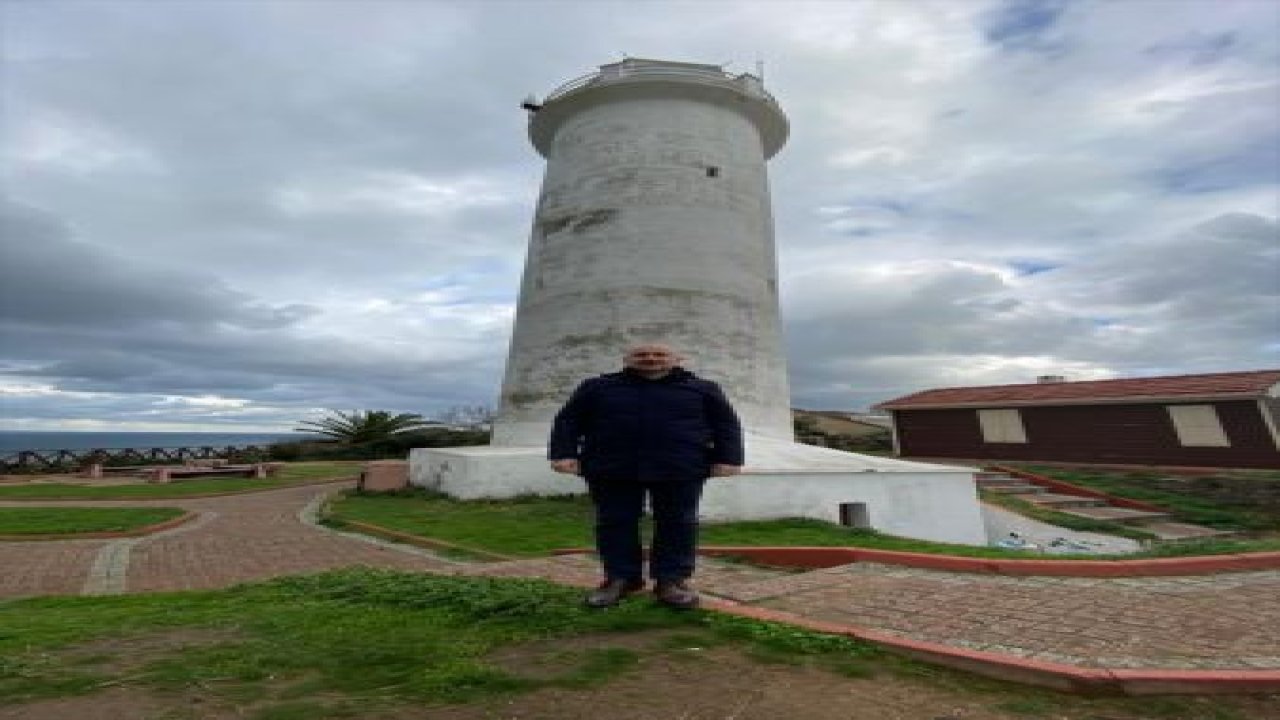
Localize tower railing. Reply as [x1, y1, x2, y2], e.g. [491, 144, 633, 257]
[542, 65, 779, 108]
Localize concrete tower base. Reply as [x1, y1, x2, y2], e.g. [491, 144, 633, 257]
[408, 440, 984, 545]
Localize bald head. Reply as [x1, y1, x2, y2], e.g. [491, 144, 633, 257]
[623, 343, 682, 378]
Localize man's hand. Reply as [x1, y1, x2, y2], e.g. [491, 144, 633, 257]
[710, 464, 742, 477]
[550, 459, 581, 475]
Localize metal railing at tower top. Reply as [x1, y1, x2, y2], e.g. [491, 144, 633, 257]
[541, 63, 780, 107]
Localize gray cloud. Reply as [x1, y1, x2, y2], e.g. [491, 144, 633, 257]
[0, 200, 320, 330]
[2, 0, 1277, 429]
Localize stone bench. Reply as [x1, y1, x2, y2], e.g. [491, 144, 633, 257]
[82, 464, 155, 478]
[147, 463, 275, 484]
[84, 459, 274, 480]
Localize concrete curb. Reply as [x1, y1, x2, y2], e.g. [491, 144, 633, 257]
[690, 546, 1280, 576]
[0, 510, 198, 542]
[331, 518, 516, 562]
[297, 490, 470, 565]
[551, 545, 1280, 576]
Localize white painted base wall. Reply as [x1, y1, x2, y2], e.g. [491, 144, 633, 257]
[409, 435, 985, 545]
[700, 471, 986, 545]
[409, 445, 583, 500]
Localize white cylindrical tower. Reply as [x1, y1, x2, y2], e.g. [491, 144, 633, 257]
[491, 58, 793, 446]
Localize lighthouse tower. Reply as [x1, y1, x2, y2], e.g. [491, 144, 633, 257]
[492, 58, 792, 446]
[410, 59, 985, 546]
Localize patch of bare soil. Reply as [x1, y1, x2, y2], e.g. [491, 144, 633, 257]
[0, 687, 240, 720]
[402, 644, 1280, 720]
[449, 644, 996, 720]
[484, 629, 687, 682]
[56, 628, 247, 674]
[0, 629, 250, 720]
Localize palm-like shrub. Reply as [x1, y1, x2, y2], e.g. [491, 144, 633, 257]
[295, 410, 434, 444]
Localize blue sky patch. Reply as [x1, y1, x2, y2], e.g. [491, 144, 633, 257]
[1144, 32, 1237, 66]
[983, 0, 1070, 49]
[1009, 259, 1060, 276]
[1157, 136, 1280, 194]
[841, 196, 914, 215]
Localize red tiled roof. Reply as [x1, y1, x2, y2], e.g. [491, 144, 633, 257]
[876, 369, 1280, 410]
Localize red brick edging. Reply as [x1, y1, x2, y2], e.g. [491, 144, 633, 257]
[551, 545, 1280, 577]
[0, 476, 359, 503]
[693, 546, 1280, 577]
[0, 510, 198, 542]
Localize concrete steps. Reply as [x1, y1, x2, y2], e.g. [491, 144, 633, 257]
[1024, 493, 1109, 509]
[1053, 505, 1172, 524]
[978, 468, 1236, 542]
[1139, 521, 1237, 542]
[974, 472, 1045, 495]
[983, 483, 1047, 494]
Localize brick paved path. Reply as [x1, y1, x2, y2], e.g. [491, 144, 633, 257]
[3, 481, 1278, 672]
[0, 482, 456, 597]
[724, 563, 1280, 670]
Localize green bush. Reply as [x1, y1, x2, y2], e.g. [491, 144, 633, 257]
[267, 429, 490, 463]
[825, 432, 893, 452]
[268, 442, 304, 461]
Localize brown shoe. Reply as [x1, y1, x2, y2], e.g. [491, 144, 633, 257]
[654, 579, 700, 609]
[585, 578, 646, 609]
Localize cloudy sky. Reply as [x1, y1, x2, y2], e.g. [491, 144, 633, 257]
[2, 0, 1277, 432]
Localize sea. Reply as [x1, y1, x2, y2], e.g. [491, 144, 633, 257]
[0, 431, 314, 453]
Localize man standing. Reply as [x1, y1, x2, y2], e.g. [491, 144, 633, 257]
[549, 344, 744, 609]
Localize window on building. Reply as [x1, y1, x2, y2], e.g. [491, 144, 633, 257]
[1166, 405, 1231, 447]
[1261, 398, 1280, 451]
[977, 409, 1028, 443]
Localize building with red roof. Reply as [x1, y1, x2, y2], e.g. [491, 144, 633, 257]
[875, 370, 1280, 469]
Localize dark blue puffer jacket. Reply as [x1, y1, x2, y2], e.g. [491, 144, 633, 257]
[548, 367, 744, 482]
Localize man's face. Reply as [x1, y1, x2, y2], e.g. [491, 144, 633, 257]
[624, 345, 679, 374]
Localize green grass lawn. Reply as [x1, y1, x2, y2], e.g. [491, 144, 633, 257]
[325, 491, 1067, 559]
[1015, 465, 1280, 532]
[328, 489, 1280, 561]
[2, 569, 1271, 720]
[0, 462, 361, 500]
[0, 568, 876, 715]
[0, 507, 187, 536]
[326, 492, 597, 557]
